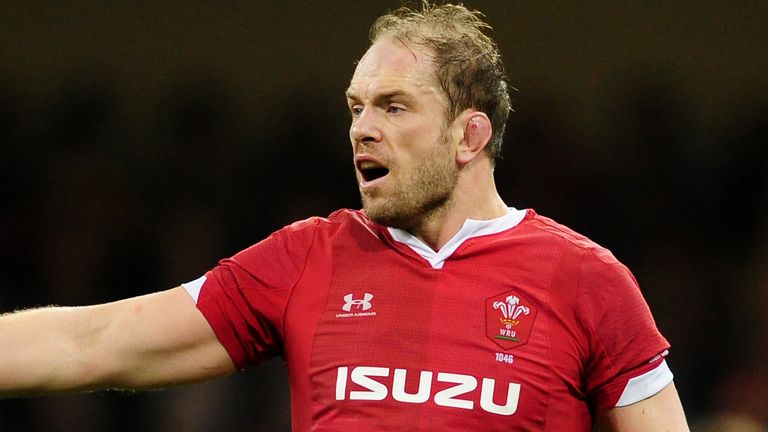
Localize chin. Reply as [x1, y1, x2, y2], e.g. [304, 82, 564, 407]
[363, 200, 428, 231]
[367, 211, 412, 230]
[362, 200, 407, 229]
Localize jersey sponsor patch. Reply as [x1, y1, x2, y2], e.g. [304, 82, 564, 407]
[335, 365, 521, 416]
[336, 292, 377, 318]
[486, 291, 537, 350]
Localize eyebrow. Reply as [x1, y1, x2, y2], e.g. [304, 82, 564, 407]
[345, 89, 412, 105]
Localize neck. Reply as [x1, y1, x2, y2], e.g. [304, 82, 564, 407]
[407, 168, 508, 251]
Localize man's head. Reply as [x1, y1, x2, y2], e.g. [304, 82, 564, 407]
[369, 2, 511, 163]
[347, 37, 458, 229]
[347, 2, 509, 230]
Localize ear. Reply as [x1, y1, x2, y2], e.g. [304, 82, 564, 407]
[455, 110, 492, 165]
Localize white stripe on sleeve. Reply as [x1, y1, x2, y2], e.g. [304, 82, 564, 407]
[181, 275, 207, 303]
[615, 359, 674, 407]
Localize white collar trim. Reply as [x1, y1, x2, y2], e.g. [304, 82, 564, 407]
[387, 207, 527, 269]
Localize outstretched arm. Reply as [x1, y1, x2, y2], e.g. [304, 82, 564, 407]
[0, 286, 235, 398]
[596, 381, 690, 431]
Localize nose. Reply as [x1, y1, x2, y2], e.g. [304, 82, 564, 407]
[350, 107, 382, 145]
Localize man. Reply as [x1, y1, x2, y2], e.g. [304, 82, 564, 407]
[0, 2, 688, 431]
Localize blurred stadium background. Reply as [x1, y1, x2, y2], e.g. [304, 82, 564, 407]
[0, 1, 766, 430]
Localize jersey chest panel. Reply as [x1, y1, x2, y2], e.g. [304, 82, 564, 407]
[287, 229, 589, 430]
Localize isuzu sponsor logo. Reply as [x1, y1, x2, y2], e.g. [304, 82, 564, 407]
[335, 366, 521, 416]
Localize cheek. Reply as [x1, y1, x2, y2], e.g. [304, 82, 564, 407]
[399, 121, 443, 151]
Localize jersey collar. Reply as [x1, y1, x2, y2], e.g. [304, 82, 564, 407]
[386, 207, 527, 269]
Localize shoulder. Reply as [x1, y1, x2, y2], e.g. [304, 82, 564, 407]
[226, 210, 363, 274]
[273, 209, 366, 235]
[515, 211, 635, 297]
[264, 208, 382, 249]
[523, 214, 652, 334]
[522, 210, 606, 253]
[517, 210, 622, 266]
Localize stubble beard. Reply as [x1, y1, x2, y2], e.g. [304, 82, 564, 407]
[360, 136, 459, 231]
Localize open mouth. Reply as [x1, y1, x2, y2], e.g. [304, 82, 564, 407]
[357, 160, 390, 183]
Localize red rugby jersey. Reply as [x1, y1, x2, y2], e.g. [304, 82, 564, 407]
[183, 208, 671, 431]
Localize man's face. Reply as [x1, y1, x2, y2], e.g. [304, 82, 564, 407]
[346, 38, 459, 229]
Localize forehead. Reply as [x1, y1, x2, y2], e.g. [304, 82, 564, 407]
[347, 38, 440, 99]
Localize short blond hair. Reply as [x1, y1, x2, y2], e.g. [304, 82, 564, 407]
[370, 1, 511, 163]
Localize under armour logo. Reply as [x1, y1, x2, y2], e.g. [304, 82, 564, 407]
[342, 293, 374, 312]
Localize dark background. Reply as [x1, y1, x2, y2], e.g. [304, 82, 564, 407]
[1, 1, 766, 430]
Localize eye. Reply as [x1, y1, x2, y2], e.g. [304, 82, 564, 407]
[386, 105, 405, 114]
[350, 105, 363, 117]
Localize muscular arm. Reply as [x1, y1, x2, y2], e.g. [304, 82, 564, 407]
[0, 287, 235, 397]
[596, 381, 690, 431]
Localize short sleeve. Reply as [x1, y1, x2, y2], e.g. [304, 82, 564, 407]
[578, 248, 671, 408]
[183, 219, 319, 370]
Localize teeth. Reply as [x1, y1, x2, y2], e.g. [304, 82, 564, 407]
[359, 160, 382, 170]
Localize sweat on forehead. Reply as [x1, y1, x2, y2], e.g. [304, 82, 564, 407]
[347, 38, 442, 98]
[355, 37, 434, 76]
